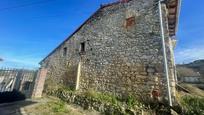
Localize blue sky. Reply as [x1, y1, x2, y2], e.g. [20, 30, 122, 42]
[175, 0, 204, 64]
[0, 0, 203, 69]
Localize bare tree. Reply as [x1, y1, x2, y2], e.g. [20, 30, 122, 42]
[0, 58, 3, 62]
[177, 66, 199, 77]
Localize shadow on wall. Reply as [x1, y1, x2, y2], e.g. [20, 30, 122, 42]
[0, 90, 26, 104]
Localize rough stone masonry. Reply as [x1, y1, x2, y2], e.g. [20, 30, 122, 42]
[35, 0, 180, 103]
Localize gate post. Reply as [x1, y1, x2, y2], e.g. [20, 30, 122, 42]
[14, 70, 23, 91]
[32, 68, 47, 98]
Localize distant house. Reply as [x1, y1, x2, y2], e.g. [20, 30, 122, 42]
[186, 59, 204, 76]
[177, 67, 203, 83]
[38, 0, 181, 103]
[180, 74, 202, 83]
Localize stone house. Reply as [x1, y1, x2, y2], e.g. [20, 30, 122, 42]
[36, 0, 181, 104]
[177, 66, 204, 83]
[180, 76, 202, 83]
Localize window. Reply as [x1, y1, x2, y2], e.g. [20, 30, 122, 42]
[63, 47, 67, 56]
[125, 16, 135, 28]
[23, 82, 31, 90]
[80, 42, 85, 52]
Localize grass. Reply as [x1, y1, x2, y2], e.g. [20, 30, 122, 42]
[126, 94, 144, 109]
[52, 87, 146, 109]
[83, 89, 118, 105]
[83, 89, 145, 110]
[176, 83, 204, 115]
[32, 99, 70, 115]
[180, 96, 204, 115]
[50, 101, 68, 113]
[24, 96, 100, 115]
[180, 83, 204, 97]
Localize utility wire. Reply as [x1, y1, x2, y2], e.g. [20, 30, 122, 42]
[0, 0, 55, 11]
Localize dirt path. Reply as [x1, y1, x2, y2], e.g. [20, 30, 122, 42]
[0, 100, 36, 115]
[0, 97, 101, 115]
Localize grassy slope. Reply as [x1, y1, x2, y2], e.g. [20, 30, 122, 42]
[176, 83, 204, 115]
[180, 83, 204, 97]
[24, 96, 101, 115]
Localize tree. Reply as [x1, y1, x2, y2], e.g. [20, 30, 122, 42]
[0, 58, 3, 61]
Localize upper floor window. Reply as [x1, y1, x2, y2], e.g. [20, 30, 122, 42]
[125, 16, 135, 28]
[80, 42, 85, 53]
[63, 47, 67, 57]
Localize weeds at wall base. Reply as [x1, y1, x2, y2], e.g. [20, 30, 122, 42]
[46, 87, 173, 115]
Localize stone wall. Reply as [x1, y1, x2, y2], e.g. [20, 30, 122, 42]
[41, 0, 176, 103]
[32, 68, 47, 98]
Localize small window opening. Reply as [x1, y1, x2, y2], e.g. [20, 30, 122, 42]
[80, 42, 85, 52]
[23, 82, 31, 90]
[63, 47, 67, 56]
[125, 16, 135, 28]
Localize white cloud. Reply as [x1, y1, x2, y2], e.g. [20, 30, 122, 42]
[175, 46, 204, 64]
[0, 54, 41, 69]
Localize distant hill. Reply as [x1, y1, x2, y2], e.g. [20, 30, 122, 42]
[177, 59, 204, 77]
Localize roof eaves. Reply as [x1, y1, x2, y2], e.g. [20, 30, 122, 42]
[100, 0, 131, 9]
[167, 0, 181, 37]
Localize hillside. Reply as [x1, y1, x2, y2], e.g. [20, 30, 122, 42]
[177, 59, 204, 77]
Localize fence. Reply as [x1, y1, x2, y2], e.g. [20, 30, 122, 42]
[0, 68, 38, 97]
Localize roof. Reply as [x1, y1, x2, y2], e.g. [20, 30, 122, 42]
[40, 0, 181, 64]
[166, 0, 181, 36]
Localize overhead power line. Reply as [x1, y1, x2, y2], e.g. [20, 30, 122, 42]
[0, 0, 55, 11]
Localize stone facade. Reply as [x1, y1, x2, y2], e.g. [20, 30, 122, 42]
[40, 0, 179, 103]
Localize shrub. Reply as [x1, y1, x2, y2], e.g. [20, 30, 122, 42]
[126, 94, 146, 110]
[84, 89, 118, 105]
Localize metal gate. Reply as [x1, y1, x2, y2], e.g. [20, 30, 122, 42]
[0, 68, 37, 98]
